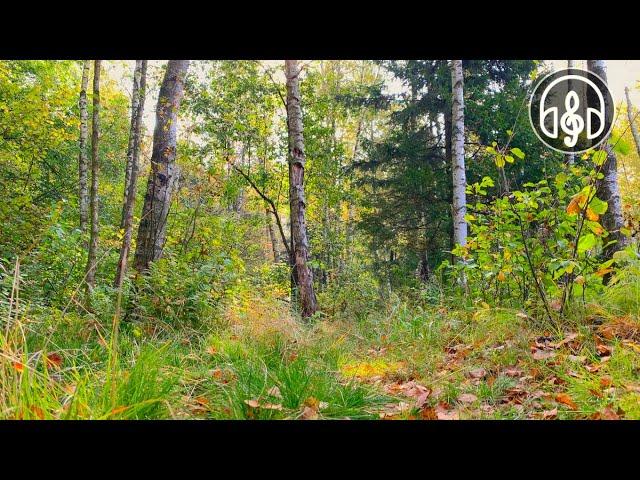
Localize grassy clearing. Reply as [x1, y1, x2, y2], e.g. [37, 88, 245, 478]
[1, 266, 639, 420]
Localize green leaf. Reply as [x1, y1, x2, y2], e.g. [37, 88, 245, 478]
[577, 233, 596, 253]
[505, 155, 515, 163]
[589, 196, 608, 215]
[592, 150, 607, 166]
[510, 147, 525, 160]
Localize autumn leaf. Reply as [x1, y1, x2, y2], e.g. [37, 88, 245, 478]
[469, 368, 487, 379]
[267, 386, 282, 398]
[301, 406, 318, 420]
[555, 393, 577, 410]
[585, 208, 599, 221]
[596, 343, 612, 357]
[532, 349, 556, 361]
[541, 408, 558, 420]
[13, 361, 24, 372]
[566, 193, 587, 215]
[497, 271, 506, 282]
[435, 402, 460, 420]
[595, 267, 614, 278]
[599, 376, 613, 388]
[45, 352, 63, 369]
[458, 393, 478, 404]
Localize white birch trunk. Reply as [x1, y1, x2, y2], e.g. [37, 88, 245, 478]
[451, 60, 467, 249]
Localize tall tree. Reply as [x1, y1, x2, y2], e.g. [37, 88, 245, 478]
[78, 60, 91, 233]
[566, 60, 575, 166]
[134, 60, 190, 273]
[85, 60, 101, 291]
[450, 60, 467, 250]
[115, 60, 147, 288]
[625, 86, 640, 157]
[120, 60, 145, 229]
[285, 60, 317, 318]
[587, 60, 629, 256]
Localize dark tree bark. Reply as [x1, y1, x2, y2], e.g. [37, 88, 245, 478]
[78, 60, 91, 233]
[85, 60, 101, 291]
[134, 60, 189, 273]
[587, 60, 629, 257]
[285, 60, 317, 318]
[115, 60, 147, 288]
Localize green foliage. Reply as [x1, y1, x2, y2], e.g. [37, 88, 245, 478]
[135, 252, 242, 327]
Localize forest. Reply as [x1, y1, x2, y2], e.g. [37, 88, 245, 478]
[0, 59, 639, 420]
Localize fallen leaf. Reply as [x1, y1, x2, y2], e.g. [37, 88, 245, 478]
[600, 376, 613, 388]
[469, 368, 487, 379]
[596, 343, 612, 357]
[586, 363, 601, 373]
[555, 393, 577, 410]
[267, 386, 282, 398]
[567, 355, 587, 363]
[541, 408, 558, 419]
[301, 406, 318, 420]
[533, 349, 556, 361]
[419, 407, 438, 420]
[244, 399, 260, 408]
[45, 352, 63, 369]
[503, 366, 524, 377]
[550, 333, 578, 349]
[435, 403, 459, 420]
[13, 361, 24, 372]
[592, 406, 621, 420]
[206, 345, 218, 355]
[458, 393, 478, 403]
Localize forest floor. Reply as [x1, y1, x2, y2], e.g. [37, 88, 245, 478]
[3, 273, 640, 420]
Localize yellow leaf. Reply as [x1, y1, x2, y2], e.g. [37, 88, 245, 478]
[497, 271, 506, 282]
[586, 208, 599, 221]
[566, 193, 587, 215]
[595, 267, 613, 277]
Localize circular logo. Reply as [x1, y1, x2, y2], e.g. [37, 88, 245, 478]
[529, 68, 615, 154]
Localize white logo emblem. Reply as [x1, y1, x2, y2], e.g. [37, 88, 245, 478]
[529, 68, 614, 154]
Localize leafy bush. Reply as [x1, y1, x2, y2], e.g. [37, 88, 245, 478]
[134, 252, 242, 327]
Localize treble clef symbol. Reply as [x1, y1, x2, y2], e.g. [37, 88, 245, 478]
[560, 90, 584, 148]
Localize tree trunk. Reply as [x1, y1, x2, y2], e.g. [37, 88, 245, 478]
[565, 60, 575, 166]
[115, 60, 147, 288]
[587, 60, 629, 256]
[285, 60, 317, 318]
[450, 60, 467, 249]
[120, 60, 145, 229]
[85, 60, 101, 291]
[265, 203, 279, 262]
[625, 86, 640, 158]
[134, 60, 189, 273]
[78, 60, 91, 233]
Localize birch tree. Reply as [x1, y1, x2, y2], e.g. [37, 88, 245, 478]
[78, 60, 90, 233]
[85, 60, 101, 291]
[285, 60, 317, 318]
[120, 60, 145, 229]
[625, 86, 640, 157]
[134, 60, 190, 273]
[450, 60, 467, 250]
[115, 60, 147, 288]
[587, 60, 629, 255]
[566, 60, 575, 166]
